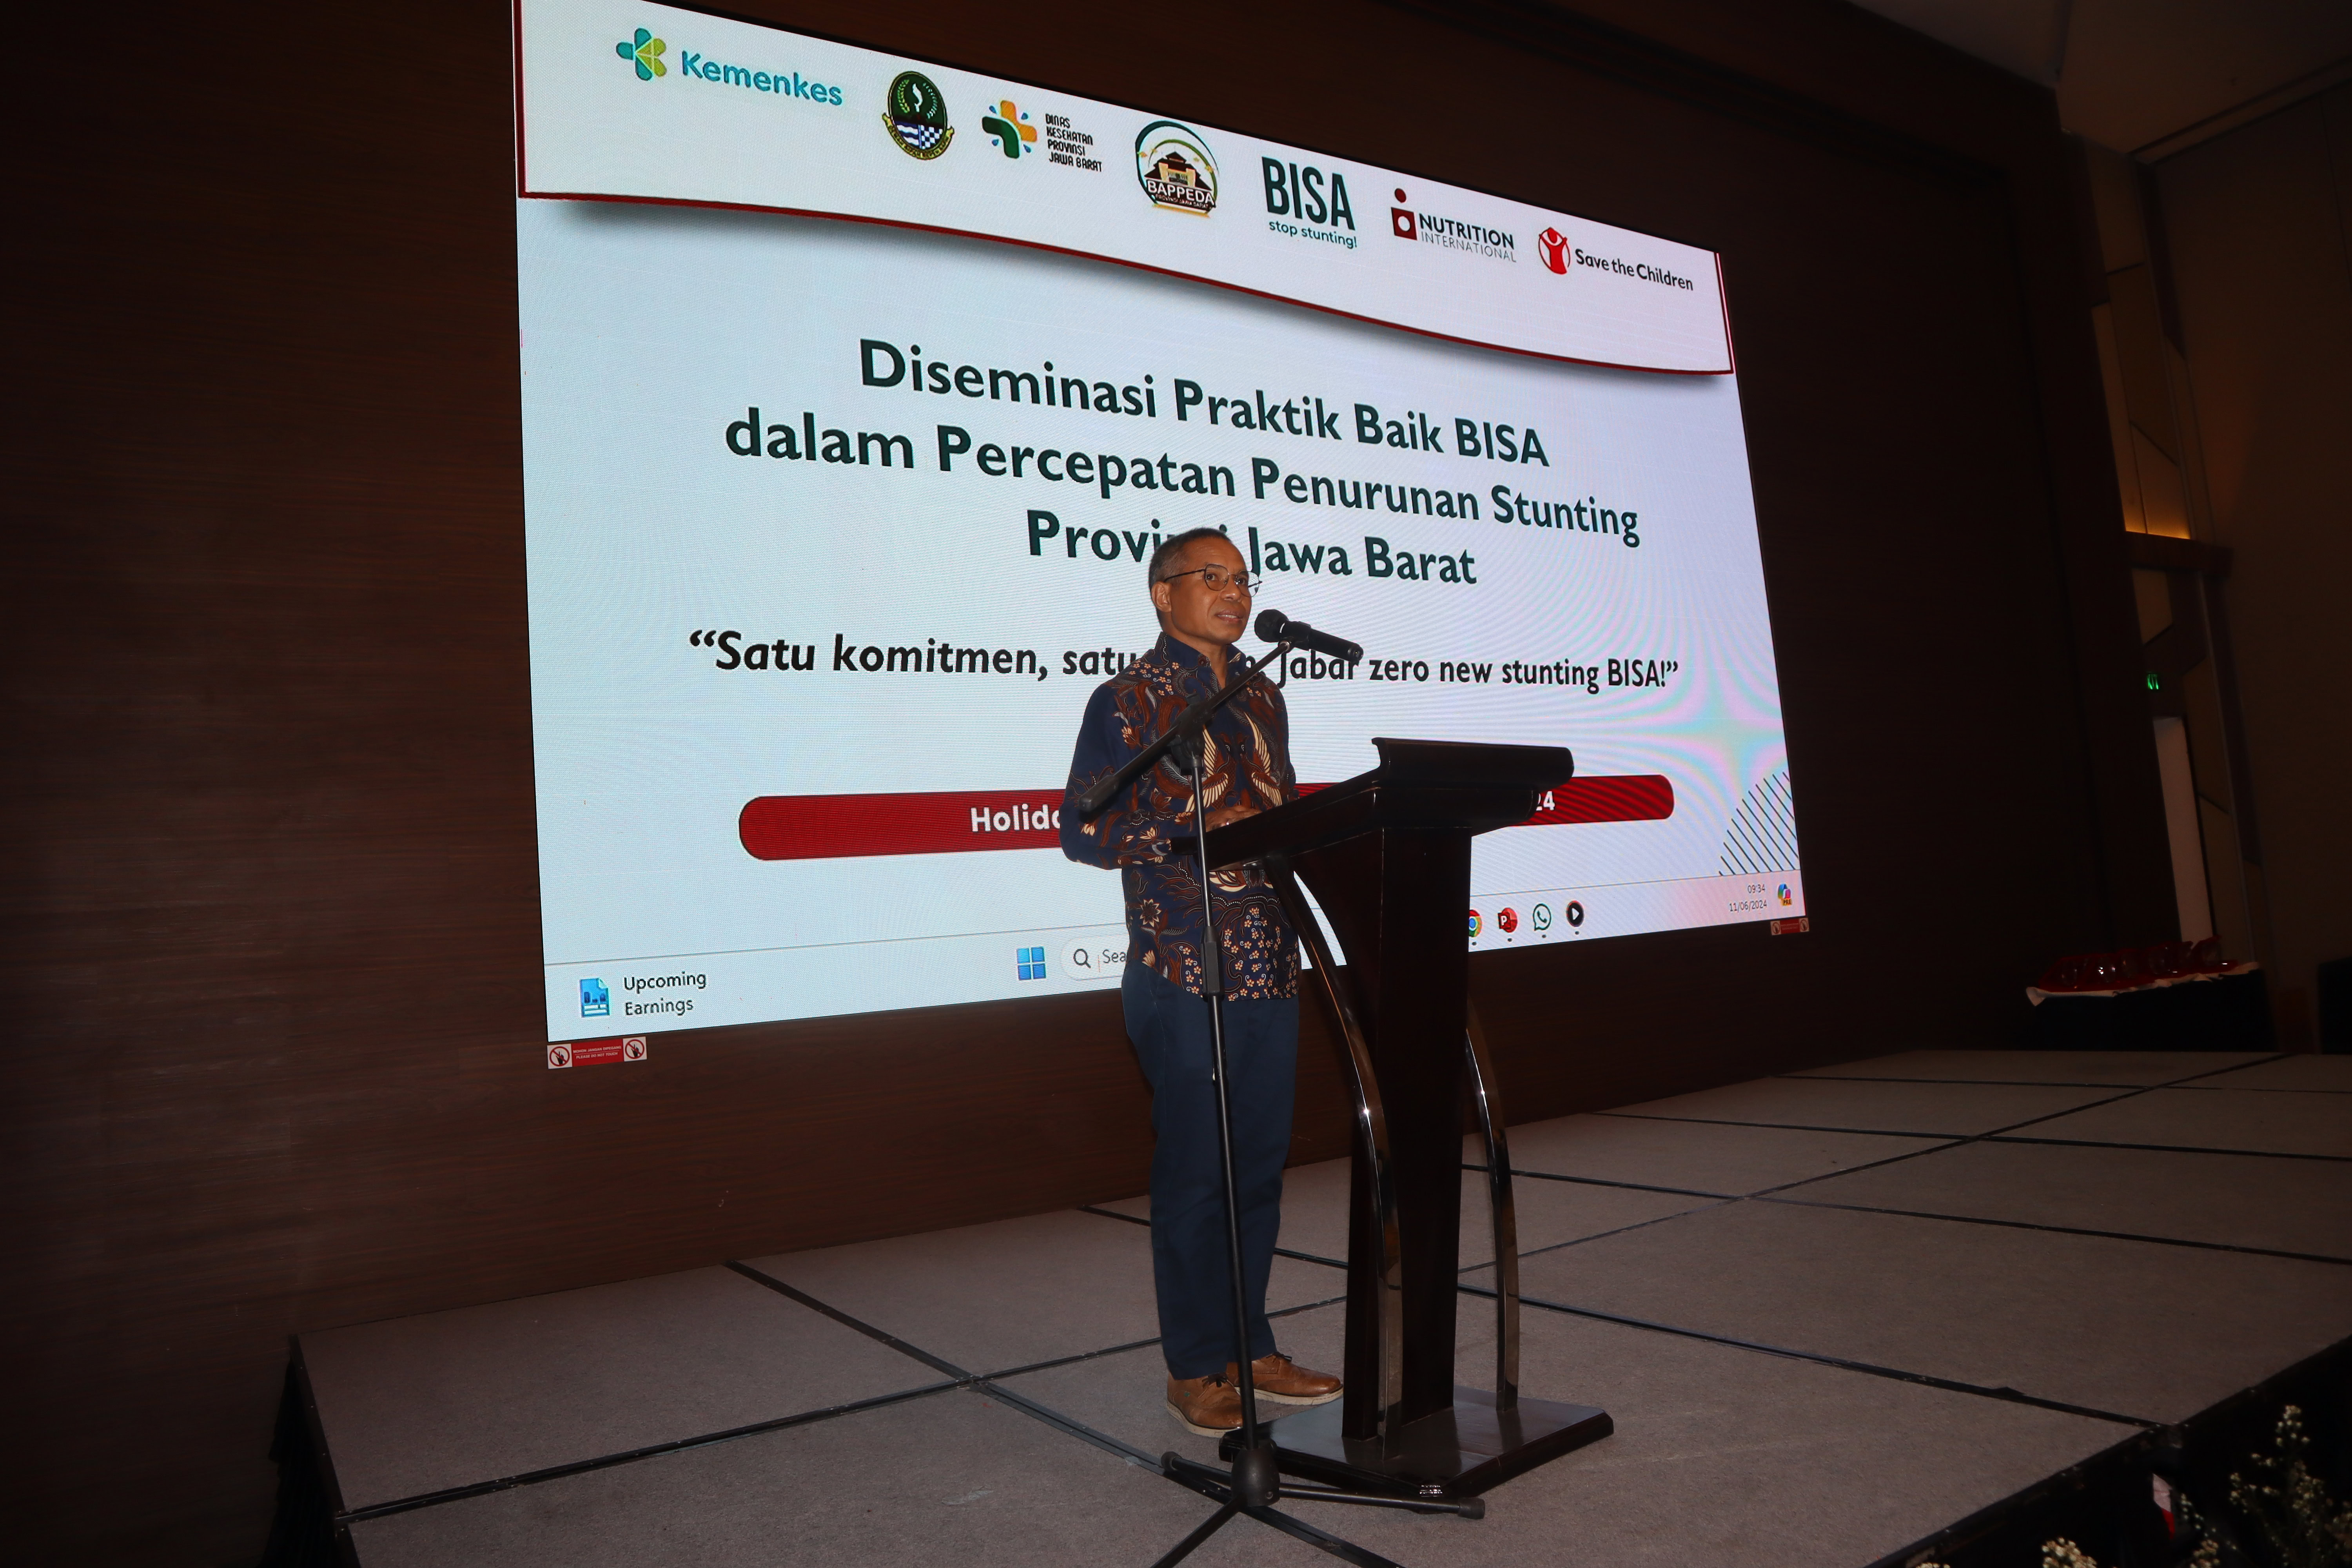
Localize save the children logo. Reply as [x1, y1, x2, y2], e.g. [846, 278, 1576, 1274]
[1538, 227, 1570, 274]
[982, 99, 1038, 160]
[884, 71, 954, 159]
[1135, 120, 1218, 216]
[615, 28, 666, 80]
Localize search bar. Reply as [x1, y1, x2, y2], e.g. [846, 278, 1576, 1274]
[1065, 940, 1125, 978]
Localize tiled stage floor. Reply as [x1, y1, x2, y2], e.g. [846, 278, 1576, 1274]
[303, 1050, 2352, 1567]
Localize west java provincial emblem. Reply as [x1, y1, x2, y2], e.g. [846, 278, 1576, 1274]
[884, 71, 954, 160]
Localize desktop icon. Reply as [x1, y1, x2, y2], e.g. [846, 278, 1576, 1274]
[1531, 903, 1553, 932]
[1565, 900, 1585, 929]
[579, 977, 610, 1017]
[1467, 909, 1482, 938]
[1497, 907, 1518, 933]
[1014, 945, 1047, 981]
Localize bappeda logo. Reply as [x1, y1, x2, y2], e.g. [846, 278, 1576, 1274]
[1135, 120, 1218, 216]
[884, 71, 954, 159]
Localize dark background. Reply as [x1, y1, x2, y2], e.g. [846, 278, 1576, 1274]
[3, 0, 2172, 1559]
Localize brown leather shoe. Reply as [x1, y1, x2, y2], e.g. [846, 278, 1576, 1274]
[1231, 1352, 1343, 1406]
[1166, 1372, 1245, 1436]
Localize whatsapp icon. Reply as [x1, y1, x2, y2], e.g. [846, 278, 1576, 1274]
[1531, 903, 1553, 933]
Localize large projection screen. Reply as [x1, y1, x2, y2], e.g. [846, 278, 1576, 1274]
[515, 0, 1803, 1040]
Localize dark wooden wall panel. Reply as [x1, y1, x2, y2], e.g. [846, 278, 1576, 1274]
[4, 0, 2170, 1559]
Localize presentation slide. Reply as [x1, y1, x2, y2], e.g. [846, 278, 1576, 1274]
[516, 0, 1803, 1040]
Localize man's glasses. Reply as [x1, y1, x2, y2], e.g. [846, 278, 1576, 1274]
[1158, 565, 1256, 595]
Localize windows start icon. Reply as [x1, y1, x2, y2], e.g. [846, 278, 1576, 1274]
[1014, 946, 1048, 982]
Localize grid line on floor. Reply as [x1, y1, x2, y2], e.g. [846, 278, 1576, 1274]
[1457, 1279, 2156, 1428]
[332, 1379, 964, 1525]
[1753, 1192, 2352, 1267]
[1773, 1052, 2286, 1093]
[1987, 1133, 2352, 1162]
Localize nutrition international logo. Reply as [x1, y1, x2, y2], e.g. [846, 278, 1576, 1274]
[614, 27, 666, 80]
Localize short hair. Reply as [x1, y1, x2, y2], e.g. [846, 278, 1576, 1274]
[1147, 526, 1231, 591]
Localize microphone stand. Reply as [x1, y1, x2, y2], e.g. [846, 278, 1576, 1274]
[1079, 640, 1483, 1568]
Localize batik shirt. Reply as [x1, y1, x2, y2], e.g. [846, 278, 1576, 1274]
[1060, 633, 1300, 1000]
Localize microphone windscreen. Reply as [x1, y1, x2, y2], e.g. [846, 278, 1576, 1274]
[1254, 609, 1290, 643]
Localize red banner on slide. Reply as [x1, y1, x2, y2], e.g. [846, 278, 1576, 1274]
[1521, 773, 1675, 826]
[738, 776, 1672, 862]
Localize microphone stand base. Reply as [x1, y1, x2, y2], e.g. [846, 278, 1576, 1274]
[1218, 1388, 1612, 1501]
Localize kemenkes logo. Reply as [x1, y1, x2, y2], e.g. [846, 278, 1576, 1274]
[615, 28, 666, 80]
[619, 26, 845, 105]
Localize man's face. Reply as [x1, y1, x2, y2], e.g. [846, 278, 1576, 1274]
[1151, 537, 1252, 649]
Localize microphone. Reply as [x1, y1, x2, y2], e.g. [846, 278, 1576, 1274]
[1255, 609, 1363, 664]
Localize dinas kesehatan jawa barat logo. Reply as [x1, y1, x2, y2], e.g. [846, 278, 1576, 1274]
[883, 71, 953, 159]
[1135, 120, 1217, 215]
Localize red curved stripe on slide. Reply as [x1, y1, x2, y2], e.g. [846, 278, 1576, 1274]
[738, 777, 1673, 862]
[1527, 774, 1675, 825]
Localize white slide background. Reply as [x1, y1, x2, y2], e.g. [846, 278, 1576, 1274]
[521, 199, 1799, 1037]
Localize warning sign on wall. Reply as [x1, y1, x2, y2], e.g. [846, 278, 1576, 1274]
[548, 1036, 649, 1069]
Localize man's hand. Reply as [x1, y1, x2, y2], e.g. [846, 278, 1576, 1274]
[1204, 799, 1262, 831]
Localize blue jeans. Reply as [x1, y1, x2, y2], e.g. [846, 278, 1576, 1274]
[1122, 962, 1299, 1379]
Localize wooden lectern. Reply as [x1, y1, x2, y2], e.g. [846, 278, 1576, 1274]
[1198, 737, 1612, 1499]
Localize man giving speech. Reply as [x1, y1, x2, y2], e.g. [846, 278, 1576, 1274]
[1059, 526, 1344, 1437]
